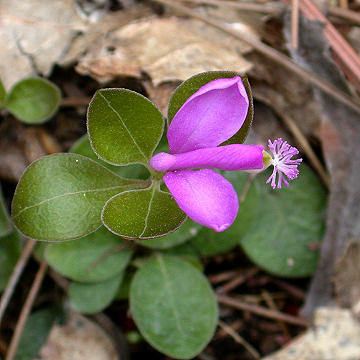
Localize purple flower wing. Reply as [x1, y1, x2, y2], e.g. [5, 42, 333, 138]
[150, 144, 264, 172]
[168, 76, 249, 154]
[164, 169, 239, 232]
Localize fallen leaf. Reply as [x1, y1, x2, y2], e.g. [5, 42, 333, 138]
[335, 242, 360, 315]
[76, 16, 252, 84]
[0, 0, 87, 88]
[264, 307, 360, 360]
[38, 312, 120, 360]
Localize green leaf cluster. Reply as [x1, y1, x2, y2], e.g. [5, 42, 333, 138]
[0, 77, 61, 124]
[10, 71, 327, 359]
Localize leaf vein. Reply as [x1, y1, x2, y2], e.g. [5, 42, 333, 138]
[157, 254, 186, 337]
[98, 91, 147, 161]
[139, 187, 156, 237]
[13, 185, 130, 219]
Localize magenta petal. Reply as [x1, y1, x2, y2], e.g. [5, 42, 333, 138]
[164, 169, 239, 232]
[150, 144, 264, 172]
[168, 76, 249, 154]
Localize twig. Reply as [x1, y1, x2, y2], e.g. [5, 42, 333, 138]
[216, 268, 259, 294]
[218, 294, 309, 327]
[218, 320, 260, 359]
[298, 0, 360, 92]
[261, 290, 290, 338]
[179, 0, 284, 15]
[61, 97, 91, 107]
[5, 261, 48, 360]
[209, 270, 239, 284]
[157, 0, 360, 115]
[0, 239, 36, 326]
[271, 278, 306, 300]
[181, 0, 360, 25]
[329, 6, 360, 25]
[291, 0, 300, 49]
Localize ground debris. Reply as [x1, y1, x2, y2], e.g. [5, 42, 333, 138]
[76, 16, 253, 84]
[264, 307, 360, 360]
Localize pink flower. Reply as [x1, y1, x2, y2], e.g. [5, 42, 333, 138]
[150, 77, 301, 232]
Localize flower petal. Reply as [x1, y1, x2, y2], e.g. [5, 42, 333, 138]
[164, 169, 239, 232]
[168, 76, 249, 154]
[150, 144, 264, 172]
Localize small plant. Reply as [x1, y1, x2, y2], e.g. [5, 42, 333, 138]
[10, 71, 326, 359]
[0, 77, 61, 124]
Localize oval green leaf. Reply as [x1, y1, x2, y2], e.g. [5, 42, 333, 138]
[139, 219, 201, 249]
[12, 153, 144, 241]
[87, 89, 164, 166]
[69, 274, 122, 314]
[70, 134, 149, 179]
[239, 165, 327, 277]
[130, 254, 218, 359]
[167, 71, 253, 144]
[45, 227, 132, 283]
[5, 77, 61, 124]
[102, 186, 186, 239]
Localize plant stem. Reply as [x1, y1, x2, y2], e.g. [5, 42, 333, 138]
[5, 261, 47, 360]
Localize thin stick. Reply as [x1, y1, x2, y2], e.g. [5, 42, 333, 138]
[5, 261, 47, 360]
[179, 0, 284, 15]
[291, 0, 300, 49]
[261, 290, 290, 338]
[209, 270, 239, 284]
[329, 6, 360, 25]
[216, 268, 259, 294]
[157, 0, 360, 115]
[218, 294, 309, 327]
[0, 239, 36, 326]
[218, 320, 260, 359]
[181, 0, 360, 25]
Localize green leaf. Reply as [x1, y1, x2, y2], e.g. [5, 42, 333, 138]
[45, 227, 132, 283]
[0, 79, 6, 105]
[161, 243, 203, 271]
[16, 306, 62, 360]
[102, 185, 186, 239]
[69, 274, 122, 314]
[87, 89, 164, 166]
[116, 270, 134, 300]
[12, 153, 145, 241]
[191, 228, 239, 257]
[130, 254, 218, 359]
[0, 231, 21, 292]
[5, 77, 61, 124]
[0, 184, 11, 237]
[139, 219, 201, 249]
[70, 134, 149, 179]
[167, 71, 253, 144]
[190, 171, 249, 257]
[239, 165, 327, 277]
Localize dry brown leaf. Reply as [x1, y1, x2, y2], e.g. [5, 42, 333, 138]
[76, 16, 253, 84]
[264, 307, 360, 360]
[38, 312, 119, 360]
[0, 0, 87, 88]
[0, 0, 150, 88]
[335, 242, 360, 314]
